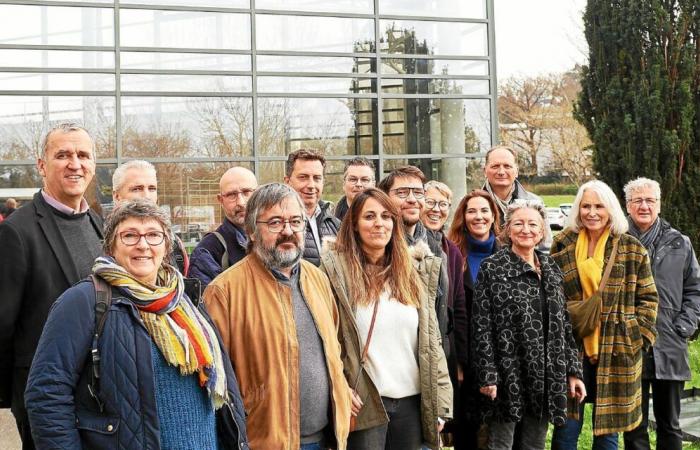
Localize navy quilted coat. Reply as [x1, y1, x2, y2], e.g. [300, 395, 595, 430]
[25, 280, 248, 450]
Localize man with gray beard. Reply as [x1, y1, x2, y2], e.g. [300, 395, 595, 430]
[203, 183, 352, 450]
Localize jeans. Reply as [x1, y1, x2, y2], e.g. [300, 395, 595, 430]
[551, 358, 618, 450]
[623, 378, 684, 450]
[487, 415, 548, 450]
[300, 443, 322, 450]
[347, 395, 423, 450]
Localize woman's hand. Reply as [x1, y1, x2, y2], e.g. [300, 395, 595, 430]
[437, 418, 445, 433]
[457, 364, 464, 384]
[567, 376, 586, 403]
[479, 385, 497, 400]
[350, 388, 363, 416]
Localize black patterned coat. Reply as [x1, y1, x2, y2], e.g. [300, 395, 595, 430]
[471, 247, 582, 426]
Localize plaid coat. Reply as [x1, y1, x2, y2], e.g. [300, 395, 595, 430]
[550, 229, 658, 435]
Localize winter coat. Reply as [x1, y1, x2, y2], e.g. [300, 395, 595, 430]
[203, 253, 352, 450]
[303, 200, 341, 266]
[189, 219, 248, 288]
[319, 240, 452, 450]
[334, 196, 350, 222]
[440, 235, 469, 369]
[24, 280, 248, 450]
[550, 229, 658, 435]
[637, 219, 700, 380]
[472, 247, 582, 426]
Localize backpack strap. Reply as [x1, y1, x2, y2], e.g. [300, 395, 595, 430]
[211, 231, 230, 270]
[88, 274, 113, 412]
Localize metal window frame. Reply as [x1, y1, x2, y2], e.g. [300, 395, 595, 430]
[0, 0, 497, 169]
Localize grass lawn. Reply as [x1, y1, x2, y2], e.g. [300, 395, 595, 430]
[541, 195, 575, 208]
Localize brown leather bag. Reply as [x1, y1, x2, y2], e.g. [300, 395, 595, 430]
[349, 299, 380, 433]
[567, 239, 618, 339]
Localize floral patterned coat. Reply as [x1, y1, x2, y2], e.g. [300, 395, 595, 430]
[472, 247, 582, 426]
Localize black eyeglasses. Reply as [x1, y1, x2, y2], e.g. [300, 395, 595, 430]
[425, 199, 451, 211]
[390, 187, 426, 199]
[119, 231, 165, 246]
[256, 217, 306, 233]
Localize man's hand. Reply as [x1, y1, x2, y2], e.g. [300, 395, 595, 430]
[567, 376, 586, 403]
[479, 385, 497, 400]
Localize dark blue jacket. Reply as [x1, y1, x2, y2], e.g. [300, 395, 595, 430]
[189, 219, 248, 288]
[25, 280, 248, 450]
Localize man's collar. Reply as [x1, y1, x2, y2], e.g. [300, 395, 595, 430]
[41, 190, 89, 215]
[270, 263, 300, 284]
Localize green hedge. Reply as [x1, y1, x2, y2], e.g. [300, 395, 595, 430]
[523, 183, 579, 196]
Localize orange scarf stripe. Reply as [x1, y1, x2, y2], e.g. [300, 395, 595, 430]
[140, 289, 177, 313]
[171, 309, 212, 367]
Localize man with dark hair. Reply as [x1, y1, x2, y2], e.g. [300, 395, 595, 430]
[284, 148, 341, 266]
[189, 166, 258, 287]
[335, 157, 375, 221]
[203, 183, 351, 450]
[378, 165, 450, 358]
[0, 123, 104, 449]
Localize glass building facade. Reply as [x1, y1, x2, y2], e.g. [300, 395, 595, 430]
[0, 0, 497, 239]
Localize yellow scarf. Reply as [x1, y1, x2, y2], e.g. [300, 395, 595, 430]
[575, 227, 611, 363]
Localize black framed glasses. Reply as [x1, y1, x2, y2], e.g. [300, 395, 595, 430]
[425, 199, 451, 211]
[390, 187, 426, 199]
[119, 231, 165, 246]
[256, 217, 306, 233]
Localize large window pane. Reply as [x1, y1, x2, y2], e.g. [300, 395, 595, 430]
[382, 78, 489, 95]
[121, 52, 250, 71]
[257, 55, 374, 74]
[256, 15, 374, 53]
[0, 5, 114, 46]
[0, 96, 116, 160]
[0, 50, 114, 70]
[380, 0, 486, 19]
[256, 0, 372, 15]
[257, 77, 374, 95]
[121, 74, 251, 92]
[0, 73, 114, 92]
[380, 20, 487, 56]
[120, 10, 250, 50]
[383, 98, 491, 155]
[256, 97, 377, 157]
[121, 0, 249, 7]
[382, 58, 488, 76]
[121, 96, 253, 158]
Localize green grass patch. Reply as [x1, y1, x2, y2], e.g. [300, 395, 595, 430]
[541, 195, 575, 208]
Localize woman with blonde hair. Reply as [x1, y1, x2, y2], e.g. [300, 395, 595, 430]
[320, 188, 452, 450]
[550, 180, 658, 450]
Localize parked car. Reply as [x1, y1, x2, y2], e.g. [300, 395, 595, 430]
[546, 207, 566, 230]
[559, 203, 573, 217]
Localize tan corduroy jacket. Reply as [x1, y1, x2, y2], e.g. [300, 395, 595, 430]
[203, 253, 351, 450]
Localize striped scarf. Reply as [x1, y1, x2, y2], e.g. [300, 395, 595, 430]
[92, 256, 228, 409]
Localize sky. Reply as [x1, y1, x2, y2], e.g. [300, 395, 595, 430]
[494, 0, 588, 80]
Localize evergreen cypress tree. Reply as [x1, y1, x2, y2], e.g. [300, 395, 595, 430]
[577, 0, 700, 246]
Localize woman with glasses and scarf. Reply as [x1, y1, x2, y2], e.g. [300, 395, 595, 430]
[320, 188, 452, 450]
[25, 199, 248, 450]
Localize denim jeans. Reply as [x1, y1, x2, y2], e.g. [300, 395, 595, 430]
[487, 414, 549, 450]
[300, 442, 322, 450]
[551, 359, 618, 450]
[347, 395, 423, 450]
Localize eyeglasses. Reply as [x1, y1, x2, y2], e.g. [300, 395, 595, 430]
[119, 231, 165, 246]
[256, 217, 306, 233]
[220, 188, 255, 202]
[390, 187, 426, 199]
[345, 176, 374, 186]
[628, 198, 658, 207]
[425, 199, 451, 211]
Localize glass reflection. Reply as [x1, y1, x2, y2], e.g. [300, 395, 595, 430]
[256, 97, 377, 157]
[257, 55, 374, 74]
[256, 0, 372, 14]
[0, 50, 114, 70]
[121, 0, 249, 8]
[380, 0, 486, 19]
[379, 20, 487, 56]
[0, 5, 114, 46]
[257, 77, 374, 95]
[121, 52, 250, 71]
[120, 96, 253, 158]
[0, 73, 114, 91]
[382, 98, 490, 155]
[256, 15, 374, 53]
[381, 58, 488, 77]
[382, 78, 489, 95]
[120, 10, 250, 50]
[0, 96, 116, 159]
[120, 74, 251, 92]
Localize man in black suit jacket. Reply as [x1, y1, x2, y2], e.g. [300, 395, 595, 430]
[0, 123, 104, 449]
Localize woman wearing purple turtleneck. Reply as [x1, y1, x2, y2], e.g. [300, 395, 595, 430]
[447, 189, 502, 450]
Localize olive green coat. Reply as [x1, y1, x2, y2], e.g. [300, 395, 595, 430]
[551, 229, 658, 435]
[320, 240, 452, 450]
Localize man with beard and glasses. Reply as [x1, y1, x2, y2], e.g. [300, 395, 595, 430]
[203, 183, 352, 450]
[189, 166, 258, 288]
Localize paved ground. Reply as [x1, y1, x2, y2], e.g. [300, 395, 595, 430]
[0, 409, 21, 450]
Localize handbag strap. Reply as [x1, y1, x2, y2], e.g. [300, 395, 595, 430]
[360, 299, 380, 364]
[597, 238, 619, 294]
